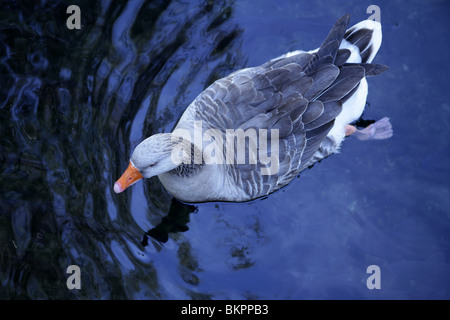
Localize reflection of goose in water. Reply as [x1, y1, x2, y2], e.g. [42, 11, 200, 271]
[114, 15, 392, 202]
[142, 199, 197, 244]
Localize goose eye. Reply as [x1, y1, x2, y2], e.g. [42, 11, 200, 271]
[148, 163, 156, 168]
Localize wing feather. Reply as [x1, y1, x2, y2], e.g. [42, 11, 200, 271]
[174, 14, 386, 200]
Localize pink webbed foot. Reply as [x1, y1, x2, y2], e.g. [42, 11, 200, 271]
[346, 117, 393, 141]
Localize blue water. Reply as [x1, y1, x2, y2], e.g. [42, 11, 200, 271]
[1, 0, 449, 299]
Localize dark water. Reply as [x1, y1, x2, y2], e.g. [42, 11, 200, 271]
[1, 0, 449, 299]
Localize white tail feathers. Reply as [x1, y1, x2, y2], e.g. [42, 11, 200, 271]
[340, 20, 382, 64]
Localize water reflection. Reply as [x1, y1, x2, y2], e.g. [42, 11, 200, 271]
[0, 0, 247, 299]
[143, 199, 197, 244]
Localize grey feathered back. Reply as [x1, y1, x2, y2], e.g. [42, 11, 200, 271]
[176, 15, 387, 199]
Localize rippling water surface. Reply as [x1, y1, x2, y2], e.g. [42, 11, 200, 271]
[1, 0, 449, 299]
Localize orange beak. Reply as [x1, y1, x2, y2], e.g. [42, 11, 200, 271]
[114, 161, 143, 193]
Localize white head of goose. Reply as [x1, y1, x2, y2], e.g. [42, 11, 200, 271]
[114, 14, 392, 203]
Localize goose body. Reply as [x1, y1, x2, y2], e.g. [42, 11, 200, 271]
[114, 15, 392, 202]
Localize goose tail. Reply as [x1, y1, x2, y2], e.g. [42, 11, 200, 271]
[341, 19, 383, 64]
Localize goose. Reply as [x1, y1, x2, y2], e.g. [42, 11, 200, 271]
[114, 14, 392, 202]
